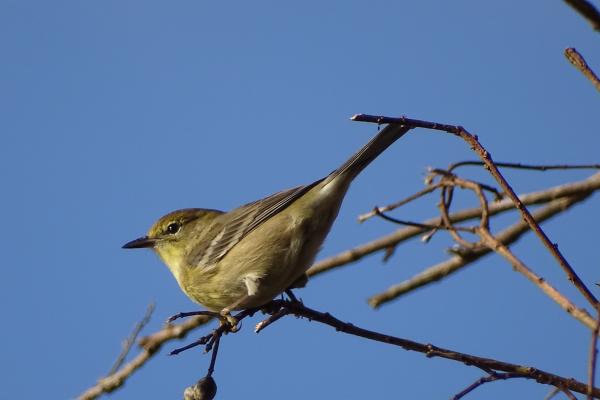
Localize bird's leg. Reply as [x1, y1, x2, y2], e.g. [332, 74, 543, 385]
[220, 272, 272, 331]
[219, 294, 251, 333]
[280, 273, 307, 305]
[218, 274, 266, 331]
[285, 289, 300, 303]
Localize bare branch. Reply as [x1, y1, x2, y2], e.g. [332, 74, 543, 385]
[368, 193, 595, 328]
[80, 170, 600, 399]
[309, 172, 600, 278]
[563, 388, 579, 400]
[352, 115, 599, 309]
[447, 160, 600, 173]
[589, 311, 600, 400]
[563, 0, 600, 32]
[373, 207, 476, 233]
[545, 387, 561, 400]
[88, 297, 600, 399]
[358, 183, 440, 222]
[264, 300, 600, 398]
[77, 315, 212, 400]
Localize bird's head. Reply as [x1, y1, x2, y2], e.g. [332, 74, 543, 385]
[122, 208, 221, 271]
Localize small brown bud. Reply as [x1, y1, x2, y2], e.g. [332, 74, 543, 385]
[184, 376, 217, 400]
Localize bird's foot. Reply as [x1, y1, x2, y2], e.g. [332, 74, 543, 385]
[219, 308, 240, 333]
[285, 289, 303, 305]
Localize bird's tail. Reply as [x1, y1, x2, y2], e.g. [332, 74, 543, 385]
[323, 123, 411, 188]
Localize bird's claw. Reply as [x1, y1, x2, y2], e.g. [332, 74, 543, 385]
[219, 308, 240, 333]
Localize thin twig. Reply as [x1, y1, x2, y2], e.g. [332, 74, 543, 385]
[544, 386, 577, 400]
[545, 387, 561, 400]
[431, 168, 502, 200]
[563, 388, 580, 400]
[437, 174, 490, 248]
[255, 291, 301, 333]
[451, 373, 525, 400]
[255, 306, 289, 333]
[373, 207, 476, 233]
[565, 48, 600, 92]
[589, 311, 600, 399]
[108, 303, 155, 376]
[477, 225, 596, 331]
[352, 115, 599, 309]
[563, 0, 600, 32]
[358, 183, 441, 222]
[447, 160, 600, 173]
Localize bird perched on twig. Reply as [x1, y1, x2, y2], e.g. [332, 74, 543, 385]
[123, 122, 410, 323]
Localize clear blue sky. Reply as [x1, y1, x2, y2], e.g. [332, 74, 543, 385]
[1, 1, 599, 399]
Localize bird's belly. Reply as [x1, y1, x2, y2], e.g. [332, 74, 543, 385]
[186, 205, 336, 311]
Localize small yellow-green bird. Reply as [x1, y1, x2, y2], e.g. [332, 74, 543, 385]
[123, 122, 410, 318]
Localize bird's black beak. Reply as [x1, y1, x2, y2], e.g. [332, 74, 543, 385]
[122, 236, 157, 249]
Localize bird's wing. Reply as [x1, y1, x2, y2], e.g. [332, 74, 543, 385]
[188, 178, 324, 269]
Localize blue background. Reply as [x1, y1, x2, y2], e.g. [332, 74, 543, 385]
[1, 1, 599, 399]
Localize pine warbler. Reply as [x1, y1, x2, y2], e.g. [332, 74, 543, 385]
[123, 123, 410, 318]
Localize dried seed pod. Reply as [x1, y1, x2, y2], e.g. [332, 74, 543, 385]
[183, 376, 217, 400]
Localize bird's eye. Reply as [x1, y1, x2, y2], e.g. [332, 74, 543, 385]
[166, 222, 181, 235]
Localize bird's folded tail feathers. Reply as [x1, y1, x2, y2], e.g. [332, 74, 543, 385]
[324, 123, 411, 187]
